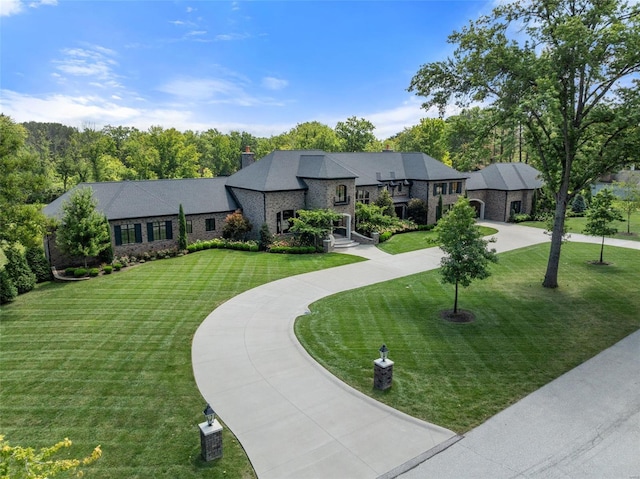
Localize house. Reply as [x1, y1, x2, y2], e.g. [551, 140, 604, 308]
[465, 162, 543, 221]
[43, 149, 540, 266]
[43, 177, 237, 266]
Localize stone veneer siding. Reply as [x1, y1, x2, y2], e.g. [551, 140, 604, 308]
[230, 187, 306, 239]
[467, 189, 534, 221]
[304, 178, 356, 228]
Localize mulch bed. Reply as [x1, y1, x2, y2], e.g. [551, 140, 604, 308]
[440, 309, 475, 323]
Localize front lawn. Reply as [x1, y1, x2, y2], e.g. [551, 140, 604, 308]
[0, 250, 362, 479]
[377, 225, 499, 254]
[295, 243, 640, 433]
[521, 210, 640, 241]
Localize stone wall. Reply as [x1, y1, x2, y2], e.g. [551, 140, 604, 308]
[467, 189, 534, 221]
[304, 178, 356, 228]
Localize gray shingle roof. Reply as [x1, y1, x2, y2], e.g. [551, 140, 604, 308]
[43, 178, 238, 221]
[226, 150, 466, 191]
[465, 163, 543, 191]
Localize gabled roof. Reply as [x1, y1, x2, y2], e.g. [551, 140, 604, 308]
[465, 163, 543, 191]
[225, 150, 466, 191]
[43, 178, 238, 221]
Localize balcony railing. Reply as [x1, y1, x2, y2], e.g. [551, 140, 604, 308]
[333, 195, 351, 206]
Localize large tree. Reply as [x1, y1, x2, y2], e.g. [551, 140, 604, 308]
[335, 116, 376, 152]
[409, 0, 640, 288]
[56, 187, 111, 268]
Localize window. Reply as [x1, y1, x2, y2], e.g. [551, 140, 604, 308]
[449, 181, 462, 194]
[510, 201, 522, 214]
[433, 182, 447, 196]
[356, 189, 370, 204]
[147, 221, 173, 242]
[276, 210, 294, 234]
[205, 218, 216, 231]
[114, 223, 142, 246]
[335, 184, 348, 204]
[186, 220, 192, 234]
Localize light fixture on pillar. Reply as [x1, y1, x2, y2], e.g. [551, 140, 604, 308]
[379, 344, 389, 362]
[203, 403, 215, 426]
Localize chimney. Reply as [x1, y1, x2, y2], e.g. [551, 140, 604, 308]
[383, 144, 394, 152]
[241, 146, 255, 169]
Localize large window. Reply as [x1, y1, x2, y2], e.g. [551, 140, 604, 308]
[335, 184, 348, 204]
[186, 220, 193, 234]
[356, 189, 370, 204]
[114, 223, 142, 246]
[205, 218, 216, 231]
[433, 182, 447, 196]
[510, 201, 522, 214]
[276, 210, 294, 234]
[147, 221, 173, 242]
[449, 181, 462, 194]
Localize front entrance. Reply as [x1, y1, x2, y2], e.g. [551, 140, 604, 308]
[333, 213, 352, 239]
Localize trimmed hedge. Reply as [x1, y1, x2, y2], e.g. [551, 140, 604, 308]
[89, 268, 100, 277]
[73, 268, 88, 278]
[103, 265, 113, 274]
[186, 239, 259, 253]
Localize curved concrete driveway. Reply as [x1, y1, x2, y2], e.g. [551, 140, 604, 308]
[192, 223, 638, 478]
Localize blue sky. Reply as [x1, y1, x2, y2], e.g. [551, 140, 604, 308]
[1, 0, 493, 139]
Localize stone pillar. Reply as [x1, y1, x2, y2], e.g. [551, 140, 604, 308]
[199, 419, 223, 461]
[373, 358, 394, 390]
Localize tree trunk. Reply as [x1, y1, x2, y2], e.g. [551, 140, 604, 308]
[600, 236, 605, 264]
[453, 280, 459, 313]
[542, 182, 570, 288]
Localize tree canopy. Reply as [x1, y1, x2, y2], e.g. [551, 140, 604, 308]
[409, 0, 640, 288]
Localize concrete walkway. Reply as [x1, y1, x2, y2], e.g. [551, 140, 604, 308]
[192, 223, 639, 478]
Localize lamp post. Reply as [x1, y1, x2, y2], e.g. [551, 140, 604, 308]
[374, 344, 394, 390]
[199, 403, 223, 461]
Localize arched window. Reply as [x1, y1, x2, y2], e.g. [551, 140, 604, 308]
[335, 184, 347, 204]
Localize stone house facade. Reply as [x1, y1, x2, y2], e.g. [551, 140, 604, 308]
[465, 163, 543, 221]
[43, 149, 542, 266]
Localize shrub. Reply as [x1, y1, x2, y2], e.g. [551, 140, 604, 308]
[89, 268, 100, 277]
[65, 267, 76, 276]
[4, 244, 36, 294]
[571, 194, 588, 214]
[259, 223, 273, 251]
[407, 198, 428, 225]
[74, 268, 88, 278]
[0, 270, 17, 304]
[222, 210, 252, 241]
[268, 245, 316, 254]
[379, 231, 393, 242]
[513, 213, 531, 223]
[113, 263, 122, 271]
[25, 246, 52, 283]
[103, 265, 113, 274]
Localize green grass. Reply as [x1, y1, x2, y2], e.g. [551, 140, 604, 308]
[521, 210, 640, 241]
[0, 250, 362, 479]
[377, 226, 499, 254]
[296, 243, 640, 433]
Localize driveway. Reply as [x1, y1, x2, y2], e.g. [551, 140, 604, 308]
[192, 223, 639, 478]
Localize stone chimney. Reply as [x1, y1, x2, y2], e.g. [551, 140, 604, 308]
[383, 144, 394, 152]
[241, 146, 255, 169]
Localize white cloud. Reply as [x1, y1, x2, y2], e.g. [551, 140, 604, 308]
[262, 77, 288, 91]
[187, 30, 207, 36]
[52, 45, 121, 88]
[215, 32, 250, 41]
[0, 0, 23, 16]
[0, 0, 57, 15]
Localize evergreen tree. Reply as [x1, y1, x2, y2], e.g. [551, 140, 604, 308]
[375, 189, 395, 217]
[3, 243, 36, 295]
[25, 246, 52, 283]
[178, 204, 188, 250]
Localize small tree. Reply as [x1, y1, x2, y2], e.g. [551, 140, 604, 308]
[374, 189, 396, 217]
[584, 189, 623, 264]
[56, 188, 110, 268]
[259, 223, 273, 251]
[289, 209, 341, 247]
[613, 181, 640, 234]
[407, 198, 428, 225]
[355, 202, 403, 236]
[222, 210, 252, 241]
[436, 194, 444, 221]
[435, 197, 497, 316]
[571, 194, 588, 215]
[26, 246, 53, 283]
[0, 434, 101, 479]
[178, 204, 188, 250]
